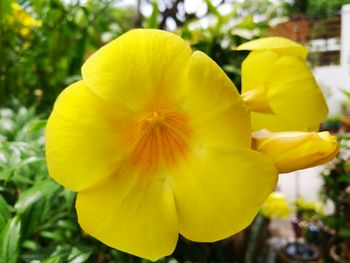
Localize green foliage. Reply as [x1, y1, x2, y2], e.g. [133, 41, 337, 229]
[294, 198, 324, 221]
[1, 0, 285, 110]
[0, 216, 21, 263]
[144, 1, 160, 29]
[285, 0, 350, 17]
[0, 0, 136, 111]
[319, 138, 350, 247]
[307, 0, 350, 16]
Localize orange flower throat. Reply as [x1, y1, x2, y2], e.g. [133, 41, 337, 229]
[130, 109, 190, 170]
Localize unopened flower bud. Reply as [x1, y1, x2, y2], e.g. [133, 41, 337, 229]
[252, 129, 338, 173]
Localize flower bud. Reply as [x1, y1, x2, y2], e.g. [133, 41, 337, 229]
[252, 129, 338, 173]
[236, 37, 328, 132]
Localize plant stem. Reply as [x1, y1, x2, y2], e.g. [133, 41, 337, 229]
[244, 212, 266, 263]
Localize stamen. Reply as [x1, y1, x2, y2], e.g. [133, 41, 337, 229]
[130, 109, 190, 170]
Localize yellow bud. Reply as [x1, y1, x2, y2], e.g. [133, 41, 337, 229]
[252, 129, 339, 173]
[236, 37, 328, 132]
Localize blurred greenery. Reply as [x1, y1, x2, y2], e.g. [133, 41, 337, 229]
[285, 0, 350, 17]
[318, 137, 350, 262]
[0, 0, 136, 111]
[0, 0, 286, 112]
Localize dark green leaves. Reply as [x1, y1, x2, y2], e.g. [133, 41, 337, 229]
[0, 195, 11, 230]
[15, 179, 60, 215]
[0, 216, 21, 263]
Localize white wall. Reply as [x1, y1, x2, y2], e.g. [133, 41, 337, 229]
[341, 4, 350, 75]
[314, 66, 350, 115]
[277, 168, 324, 201]
[313, 4, 350, 116]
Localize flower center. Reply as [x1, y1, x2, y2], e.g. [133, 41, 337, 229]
[130, 109, 190, 170]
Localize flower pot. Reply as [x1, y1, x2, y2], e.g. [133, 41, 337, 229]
[329, 243, 350, 263]
[276, 242, 322, 263]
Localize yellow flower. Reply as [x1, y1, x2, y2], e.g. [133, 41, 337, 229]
[10, 3, 42, 38]
[252, 129, 338, 173]
[261, 192, 290, 218]
[295, 197, 324, 215]
[46, 29, 278, 261]
[236, 37, 328, 132]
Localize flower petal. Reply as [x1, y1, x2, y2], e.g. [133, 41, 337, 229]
[46, 81, 129, 191]
[236, 37, 308, 59]
[173, 148, 277, 242]
[250, 112, 319, 132]
[82, 29, 192, 112]
[76, 166, 178, 261]
[241, 50, 279, 113]
[183, 51, 251, 150]
[242, 50, 280, 93]
[266, 55, 328, 130]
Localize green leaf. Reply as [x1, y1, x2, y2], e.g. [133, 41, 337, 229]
[27, 120, 47, 133]
[67, 247, 92, 263]
[341, 89, 350, 99]
[42, 255, 62, 263]
[0, 216, 21, 263]
[22, 239, 40, 251]
[205, 0, 220, 17]
[0, 195, 11, 230]
[20, 198, 51, 239]
[223, 64, 241, 75]
[15, 179, 60, 215]
[236, 16, 256, 30]
[62, 188, 76, 210]
[222, 4, 239, 23]
[339, 227, 350, 237]
[15, 119, 46, 141]
[145, 1, 160, 28]
[337, 174, 350, 183]
[47, 256, 63, 263]
[0, 0, 13, 17]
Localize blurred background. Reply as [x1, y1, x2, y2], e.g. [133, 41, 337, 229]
[1, 0, 350, 262]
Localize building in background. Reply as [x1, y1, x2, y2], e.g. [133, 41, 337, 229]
[314, 4, 350, 115]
